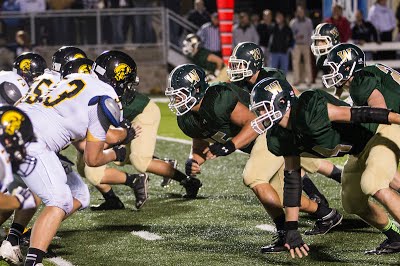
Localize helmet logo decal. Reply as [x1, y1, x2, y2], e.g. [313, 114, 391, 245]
[73, 53, 85, 59]
[264, 80, 283, 94]
[250, 48, 262, 60]
[184, 69, 200, 84]
[337, 48, 353, 62]
[78, 64, 91, 74]
[114, 63, 132, 81]
[330, 28, 339, 39]
[1, 110, 24, 135]
[20, 59, 31, 73]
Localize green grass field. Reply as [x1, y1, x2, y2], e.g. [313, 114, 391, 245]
[3, 102, 400, 266]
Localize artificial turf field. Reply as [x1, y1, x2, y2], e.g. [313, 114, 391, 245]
[2, 102, 400, 266]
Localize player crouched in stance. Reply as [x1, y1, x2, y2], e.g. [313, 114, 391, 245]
[250, 77, 400, 257]
[166, 64, 342, 254]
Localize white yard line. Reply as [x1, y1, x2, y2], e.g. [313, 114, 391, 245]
[131, 230, 163, 240]
[151, 97, 169, 103]
[47, 257, 75, 266]
[256, 224, 276, 233]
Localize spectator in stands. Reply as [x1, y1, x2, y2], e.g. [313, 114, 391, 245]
[290, 5, 313, 86]
[8, 30, 31, 57]
[133, 0, 156, 43]
[187, 0, 210, 28]
[269, 11, 293, 74]
[368, 0, 396, 60]
[1, 0, 21, 43]
[47, 0, 76, 45]
[80, 0, 99, 44]
[18, 0, 47, 45]
[104, 0, 125, 44]
[197, 12, 221, 57]
[251, 13, 260, 27]
[256, 9, 274, 66]
[352, 10, 378, 60]
[232, 12, 259, 48]
[325, 4, 351, 42]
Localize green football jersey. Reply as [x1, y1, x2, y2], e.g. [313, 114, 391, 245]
[122, 92, 150, 121]
[234, 67, 286, 92]
[267, 89, 377, 158]
[177, 82, 254, 153]
[191, 48, 217, 73]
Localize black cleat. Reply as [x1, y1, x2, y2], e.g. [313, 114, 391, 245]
[305, 209, 343, 235]
[365, 239, 400, 255]
[309, 194, 329, 208]
[90, 197, 125, 211]
[180, 176, 202, 198]
[130, 173, 149, 209]
[161, 158, 177, 187]
[261, 230, 286, 253]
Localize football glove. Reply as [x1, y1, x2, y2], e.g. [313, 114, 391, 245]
[113, 145, 126, 162]
[285, 229, 305, 249]
[185, 158, 198, 176]
[13, 187, 36, 210]
[120, 119, 137, 144]
[208, 140, 236, 157]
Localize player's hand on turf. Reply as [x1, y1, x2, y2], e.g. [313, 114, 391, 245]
[13, 187, 37, 210]
[203, 140, 236, 159]
[185, 158, 201, 175]
[284, 229, 309, 258]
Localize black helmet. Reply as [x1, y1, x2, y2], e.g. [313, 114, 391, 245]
[165, 64, 208, 116]
[322, 43, 365, 88]
[13, 52, 47, 85]
[61, 58, 94, 79]
[228, 42, 264, 82]
[0, 82, 23, 105]
[249, 77, 296, 134]
[52, 46, 87, 72]
[311, 23, 341, 57]
[0, 106, 37, 177]
[93, 50, 139, 104]
[182, 33, 202, 56]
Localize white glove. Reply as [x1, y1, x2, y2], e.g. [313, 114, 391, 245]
[13, 187, 36, 209]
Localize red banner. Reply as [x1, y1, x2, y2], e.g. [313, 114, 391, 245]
[216, 0, 234, 64]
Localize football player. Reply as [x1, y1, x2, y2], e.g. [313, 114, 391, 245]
[166, 64, 343, 254]
[227, 42, 342, 204]
[5, 49, 137, 266]
[182, 33, 229, 82]
[250, 77, 400, 258]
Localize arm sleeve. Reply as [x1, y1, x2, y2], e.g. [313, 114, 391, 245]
[86, 104, 108, 142]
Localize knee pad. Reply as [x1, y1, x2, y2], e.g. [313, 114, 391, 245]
[360, 168, 391, 196]
[131, 154, 152, 173]
[84, 164, 106, 186]
[67, 171, 91, 210]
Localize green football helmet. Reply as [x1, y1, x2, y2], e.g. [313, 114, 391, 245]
[182, 33, 201, 57]
[322, 43, 365, 88]
[250, 77, 296, 134]
[165, 64, 208, 116]
[228, 42, 264, 82]
[311, 23, 340, 57]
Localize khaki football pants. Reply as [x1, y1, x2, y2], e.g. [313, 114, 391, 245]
[243, 133, 322, 203]
[77, 100, 161, 185]
[342, 124, 400, 215]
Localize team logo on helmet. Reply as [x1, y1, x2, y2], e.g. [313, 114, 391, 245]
[337, 48, 353, 62]
[78, 64, 91, 74]
[250, 48, 262, 60]
[1, 110, 24, 135]
[114, 63, 132, 81]
[73, 53, 85, 59]
[264, 80, 283, 94]
[184, 69, 200, 84]
[20, 59, 31, 73]
[330, 28, 340, 39]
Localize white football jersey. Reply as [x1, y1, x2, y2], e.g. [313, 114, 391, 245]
[0, 70, 29, 96]
[21, 69, 60, 104]
[0, 143, 13, 193]
[18, 73, 122, 152]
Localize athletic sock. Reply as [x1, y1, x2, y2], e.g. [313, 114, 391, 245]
[273, 214, 285, 232]
[172, 169, 186, 182]
[382, 220, 400, 242]
[6, 223, 24, 246]
[302, 174, 325, 199]
[124, 173, 138, 188]
[25, 247, 46, 266]
[329, 166, 342, 183]
[313, 203, 332, 219]
[102, 188, 117, 201]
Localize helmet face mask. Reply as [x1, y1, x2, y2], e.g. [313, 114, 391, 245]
[227, 57, 253, 82]
[250, 100, 282, 134]
[311, 36, 333, 56]
[165, 86, 197, 116]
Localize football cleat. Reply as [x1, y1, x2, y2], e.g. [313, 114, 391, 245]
[130, 173, 149, 209]
[365, 239, 400, 255]
[90, 197, 125, 211]
[260, 230, 286, 253]
[0, 240, 23, 265]
[305, 209, 343, 235]
[180, 176, 202, 198]
[160, 158, 178, 187]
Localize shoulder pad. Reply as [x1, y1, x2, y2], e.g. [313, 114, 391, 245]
[0, 82, 23, 105]
[89, 95, 121, 127]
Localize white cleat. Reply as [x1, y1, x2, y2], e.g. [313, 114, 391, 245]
[0, 240, 23, 265]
